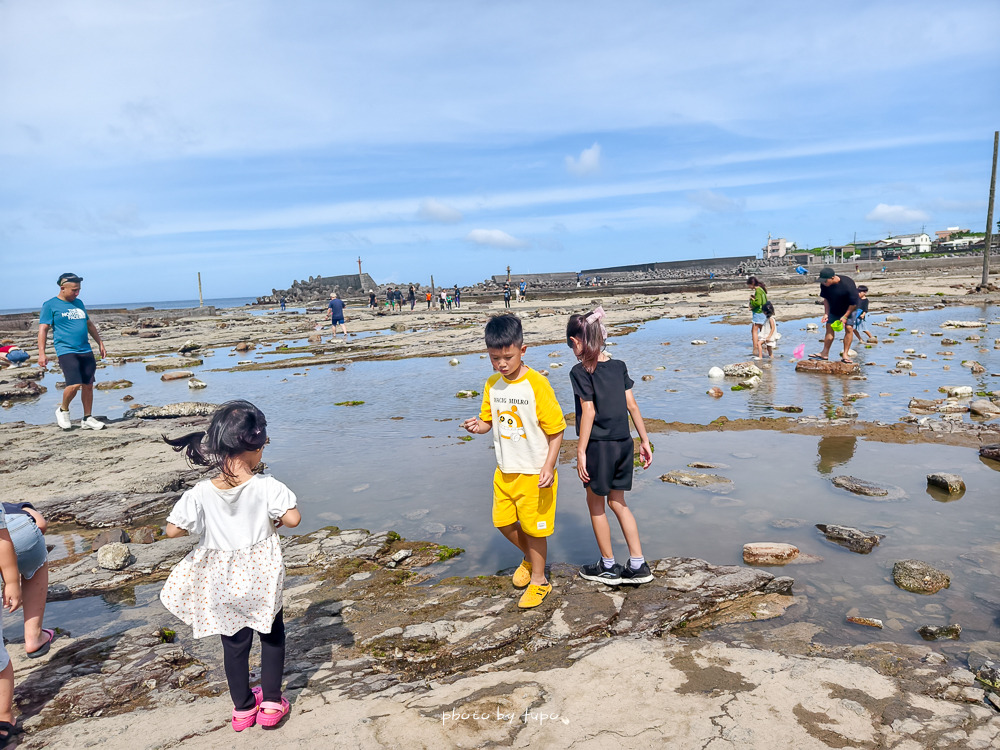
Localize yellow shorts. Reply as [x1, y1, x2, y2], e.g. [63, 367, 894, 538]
[492, 468, 557, 537]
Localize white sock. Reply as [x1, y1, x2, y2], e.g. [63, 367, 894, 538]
[629, 556, 645, 570]
[601, 556, 616, 569]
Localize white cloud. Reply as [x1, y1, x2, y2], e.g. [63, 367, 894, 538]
[565, 143, 601, 176]
[465, 229, 527, 249]
[687, 189, 745, 213]
[417, 198, 463, 223]
[865, 203, 929, 224]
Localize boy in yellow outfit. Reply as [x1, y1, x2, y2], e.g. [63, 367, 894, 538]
[462, 314, 565, 608]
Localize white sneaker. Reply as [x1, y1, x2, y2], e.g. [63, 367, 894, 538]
[80, 416, 105, 430]
[55, 406, 72, 430]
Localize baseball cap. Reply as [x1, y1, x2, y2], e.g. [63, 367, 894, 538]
[57, 272, 83, 285]
[857, 285, 868, 293]
[818, 267, 835, 281]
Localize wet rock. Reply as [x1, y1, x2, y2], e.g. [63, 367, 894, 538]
[178, 340, 200, 353]
[794, 360, 861, 375]
[892, 559, 951, 594]
[129, 526, 159, 544]
[975, 661, 1000, 690]
[772, 405, 802, 413]
[660, 471, 733, 493]
[970, 399, 1000, 417]
[455, 390, 479, 398]
[95, 379, 132, 390]
[763, 576, 794, 594]
[830, 404, 858, 419]
[917, 624, 962, 641]
[187, 378, 207, 389]
[160, 371, 194, 382]
[815, 524, 884, 554]
[895, 360, 912, 369]
[145, 358, 203, 372]
[926, 473, 965, 494]
[690, 340, 707, 345]
[449, 358, 460, 366]
[831, 476, 907, 501]
[738, 375, 760, 389]
[138, 331, 160, 338]
[641, 374, 654, 381]
[743, 543, 799, 565]
[130, 402, 219, 419]
[980, 444, 1000, 461]
[706, 387, 723, 398]
[11, 368, 43, 380]
[91, 529, 130, 551]
[687, 461, 728, 469]
[941, 320, 984, 328]
[846, 616, 883, 629]
[943, 385, 973, 397]
[722, 362, 763, 378]
[97, 543, 132, 571]
[0, 379, 47, 401]
[234, 342, 254, 352]
[707, 367, 724, 378]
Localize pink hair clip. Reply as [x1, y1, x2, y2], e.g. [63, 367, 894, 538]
[585, 306, 608, 339]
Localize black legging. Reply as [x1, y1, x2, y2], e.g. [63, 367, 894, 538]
[221, 609, 285, 710]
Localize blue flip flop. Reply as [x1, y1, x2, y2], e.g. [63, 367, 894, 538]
[26, 628, 55, 658]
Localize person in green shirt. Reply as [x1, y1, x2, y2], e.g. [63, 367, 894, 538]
[746, 276, 768, 360]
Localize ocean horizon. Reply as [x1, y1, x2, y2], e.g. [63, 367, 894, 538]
[0, 296, 261, 316]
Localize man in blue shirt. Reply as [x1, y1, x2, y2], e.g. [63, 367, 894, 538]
[327, 292, 347, 338]
[37, 273, 106, 430]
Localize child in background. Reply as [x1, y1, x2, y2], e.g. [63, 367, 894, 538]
[0, 508, 22, 746]
[759, 301, 781, 357]
[0, 345, 30, 367]
[850, 285, 877, 344]
[566, 307, 654, 585]
[160, 401, 301, 732]
[462, 314, 566, 609]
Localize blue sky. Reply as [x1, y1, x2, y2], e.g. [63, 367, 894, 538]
[2, 0, 999, 308]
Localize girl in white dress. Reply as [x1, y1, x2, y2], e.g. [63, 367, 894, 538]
[160, 400, 301, 732]
[760, 301, 781, 358]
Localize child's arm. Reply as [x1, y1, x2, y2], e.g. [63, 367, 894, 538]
[538, 429, 563, 488]
[0, 529, 21, 612]
[165, 523, 188, 538]
[625, 390, 653, 469]
[576, 401, 596, 483]
[461, 417, 492, 434]
[23, 507, 47, 533]
[275, 507, 301, 529]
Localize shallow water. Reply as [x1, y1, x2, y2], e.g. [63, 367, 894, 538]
[3, 304, 998, 651]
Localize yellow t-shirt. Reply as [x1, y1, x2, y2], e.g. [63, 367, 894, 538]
[479, 367, 566, 475]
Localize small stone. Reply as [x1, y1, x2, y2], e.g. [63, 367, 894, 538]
[390, 549, 412, 563]
[449, 358, 460, 366]
[926, 473, 965, 494]
[96, 542, 132, 570]
[128, 526, 158, 544]
[691, 340, 707, 345]
[916, 623, 961, 641]
[892, 559, 951, 594]
[91, 528, 130, 551]
[847, 616, 883, 629]
[641, 375, 654, 381]
[161, 371, 194, 382]
[187, 378, 207, 389]
[706, 387, 723, 398]
[742, 542, 799, 565]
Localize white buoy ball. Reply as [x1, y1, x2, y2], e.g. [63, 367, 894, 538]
[708, 367, 725, 379]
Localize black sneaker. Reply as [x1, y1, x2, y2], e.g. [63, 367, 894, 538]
[579, 560, 623, 585]
[619, 561, 654, 585]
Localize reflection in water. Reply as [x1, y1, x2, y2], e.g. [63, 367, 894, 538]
[816, 435, 857, 475]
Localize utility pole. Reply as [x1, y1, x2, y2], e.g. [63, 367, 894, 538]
[981, 131, 998, 290]
[506, 264, 511, 283]
[197, 272, 203, 307]
[357, 256, 363, 275]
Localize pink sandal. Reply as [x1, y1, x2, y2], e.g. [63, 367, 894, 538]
[231, 687, 264, 732]
[257, 697, 290, 728]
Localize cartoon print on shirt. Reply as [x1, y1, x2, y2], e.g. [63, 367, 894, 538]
[497, 405, 526, 443]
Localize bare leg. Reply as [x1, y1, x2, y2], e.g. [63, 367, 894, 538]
[842, 328, 854, 361]
[22, 563, 48, 652]
[497, 522, 529, 560]
[61, 384, 81, 411]
[81, 383, 94, 415]
[607, 490, 643, 559]
[0, 662, 12, 725]
[819, 324, 835, 358]
[522, 534, 548, 585]
[751, 324, 762, 357]
[585, 487, 614, 559]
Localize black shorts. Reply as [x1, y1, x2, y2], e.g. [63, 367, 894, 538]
[57, 352, 97, 386]
[584, 437, 634, 496]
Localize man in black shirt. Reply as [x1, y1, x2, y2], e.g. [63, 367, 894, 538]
[812, 267, 859, 363]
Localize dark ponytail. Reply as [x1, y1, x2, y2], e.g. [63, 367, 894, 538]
[163, 400, 267, 482]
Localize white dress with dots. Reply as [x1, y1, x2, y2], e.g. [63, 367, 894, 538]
[159, 474, 297, 638]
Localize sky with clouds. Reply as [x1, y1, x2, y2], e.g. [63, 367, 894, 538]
[2, 0, 999, 307]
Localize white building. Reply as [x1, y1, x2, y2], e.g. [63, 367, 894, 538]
[886, 233, 932, 254]
[763, 237, 796, 259]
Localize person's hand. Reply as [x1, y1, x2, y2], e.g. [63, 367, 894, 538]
[461, 418, 481, 434]
[638, 440, 653, 469]
[98, 341, 107, 359]
[576, 452, 590, 483]
[37, 353, 48, 370]
[273, 517, 284, 529]
[4, 580, 21, 612]
[820, 314, 829, 324]
[538, 466, 555, 488]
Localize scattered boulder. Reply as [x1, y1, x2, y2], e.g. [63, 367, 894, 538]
[980, 444, 1000, 462]
[160, 371, 194, 381]
[641, 375, 654, 381]
[941, 320, 984, 328]
[943, 385, 973, 397]
[738, 375, 760, 389]
[660, 471, 733, 493]
[722, 362, 763, 378]
[178, 340, 200, 353]
[846, 616, 883, 629]
[830, 405, 858, 419]
[0, 380, 46, 401]
[146, 358, 202, 372]
[449, 358, 460, 366]
[187, 378, 207, 389]
[831, 476, 906, 501]
[706, 387, 723, 398]
[95, 379, 132, 390]
[234, 342, 254, 352]
[91, 529, 130, 551]
[690, 340, 707, 345]
[96, 543, 132, 571]
[128, 526, 159, 545]
[455, 390, 479, 398]
[129, 402, 219, 419]
[892, 559, 950, 594]
[743, 543, 799, 565]
[795, 360, 861, 375]
[138, 331, 160, 339]
[772, 405, 802, 413]
[815, 524, 884, 554]
[926, 473, 965, 494]
[917, 624, 961, 641]
[970, 399, 1000, 417]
